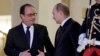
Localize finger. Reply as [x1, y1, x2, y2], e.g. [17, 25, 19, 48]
[38, 50, 41, 53]
[36, 54, 40, 56]
[25, 52, 31, 56]
[25, 49, 30, 52]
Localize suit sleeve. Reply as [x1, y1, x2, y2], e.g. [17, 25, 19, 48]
[43, 26, 54, 56]
[4, 29, 20, 56]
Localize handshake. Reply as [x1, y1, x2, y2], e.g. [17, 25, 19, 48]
[77, 33, 96, 53]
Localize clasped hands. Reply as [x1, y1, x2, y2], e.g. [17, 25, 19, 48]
[19, 49, 45, 56]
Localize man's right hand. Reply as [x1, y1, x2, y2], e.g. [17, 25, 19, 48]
[19, 49, 31, 56]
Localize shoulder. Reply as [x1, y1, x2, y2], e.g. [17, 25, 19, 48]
[34, 24, 46, 28]
[34, 24, 48, 34]
[71, 19, 81, 28]
[34, 24, 47, 30]
[70, 18, 80, 26]
[8, 24, 22, 32]
[34, 24, 46, 27]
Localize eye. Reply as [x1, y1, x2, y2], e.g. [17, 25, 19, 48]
[26, 13, 37, 17]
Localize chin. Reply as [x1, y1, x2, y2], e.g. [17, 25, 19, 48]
[30, 23, 34, 25]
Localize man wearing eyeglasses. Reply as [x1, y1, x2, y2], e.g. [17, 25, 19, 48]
[4, 4, 54, 56]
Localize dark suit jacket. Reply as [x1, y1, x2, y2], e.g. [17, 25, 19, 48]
[54, 18, 80, 56]
[4, 23, 54, 56]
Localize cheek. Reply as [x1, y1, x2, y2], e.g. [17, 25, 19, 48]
[21, 17, 26, 21]
[56, 14, 60, 20]
[54, 16, 60, 23]
[32, 16, 36, 20]
[22, 16, 30, 22]
[54, 14, 58, 19]
[53, 15, 58, 22]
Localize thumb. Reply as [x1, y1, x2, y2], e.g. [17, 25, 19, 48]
[25, 49, 30, 52]
[38, 50, 42, 53]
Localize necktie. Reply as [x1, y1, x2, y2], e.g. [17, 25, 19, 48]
[26, 26, 30, 47]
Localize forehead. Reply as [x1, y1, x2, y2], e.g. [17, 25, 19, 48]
[24, 6, 36, 14]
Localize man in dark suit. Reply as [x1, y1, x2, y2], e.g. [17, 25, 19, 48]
[4, 4, 54, 56]
[52, 3, 80, 56]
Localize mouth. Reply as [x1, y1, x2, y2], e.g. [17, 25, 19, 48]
[30, 18, 35, 21]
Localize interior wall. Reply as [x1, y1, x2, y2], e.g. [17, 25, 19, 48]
[39, 0, 61, 45]
[0, 0, 11, 15]
[62, 0, 94, 24]
[62, 0, 70, 6]
[0, 0, 11, 56]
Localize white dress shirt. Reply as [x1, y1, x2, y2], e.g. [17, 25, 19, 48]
[22, 23, 34, 48]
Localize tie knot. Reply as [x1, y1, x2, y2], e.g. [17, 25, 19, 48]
[27, 26, 30, 29]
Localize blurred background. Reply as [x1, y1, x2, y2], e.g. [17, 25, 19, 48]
[0, 0, 95, 56]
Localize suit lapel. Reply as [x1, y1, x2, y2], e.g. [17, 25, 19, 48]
[31, 24, 38, 50]
[18, 24, 29, 48]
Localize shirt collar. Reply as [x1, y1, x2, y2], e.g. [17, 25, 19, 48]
[22, 23, 34, 33]
[61, 16, 71, 27]
[22, 23, 27, 29]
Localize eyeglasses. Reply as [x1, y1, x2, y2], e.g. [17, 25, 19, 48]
[25, 13, 37, 17]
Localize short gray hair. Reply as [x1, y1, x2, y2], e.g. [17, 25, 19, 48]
[55, 3, 70, 16]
